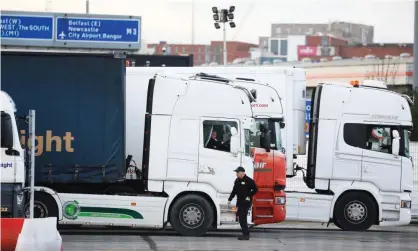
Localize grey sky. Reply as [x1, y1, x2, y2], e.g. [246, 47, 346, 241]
[2, 0, 415, 44]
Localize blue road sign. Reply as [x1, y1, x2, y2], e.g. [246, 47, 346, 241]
[56, 17, 140, 44]
[1, 15, 53, 40]
[305, 99, 312, 137]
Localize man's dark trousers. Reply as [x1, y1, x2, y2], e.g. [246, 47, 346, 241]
[237, 200, 251, 237]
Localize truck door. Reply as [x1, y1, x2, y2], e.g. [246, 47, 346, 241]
[361, 125, 401, 192]
[1, 111, 19, 217]
[198, 118, 242, 194]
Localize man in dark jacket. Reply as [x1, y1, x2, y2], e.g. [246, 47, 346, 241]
[227, 166, 258, 240]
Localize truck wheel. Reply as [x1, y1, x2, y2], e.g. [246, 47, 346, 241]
[24, 192, 58, 219]
[333, 219, 342, 229]
[334, 192, 377, 231]
[169, 194, 214, 236]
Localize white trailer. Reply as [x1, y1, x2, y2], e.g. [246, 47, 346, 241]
[126, 67, 413, 231]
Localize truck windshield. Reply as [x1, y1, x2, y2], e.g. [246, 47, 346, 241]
[250, 118, 281, 150]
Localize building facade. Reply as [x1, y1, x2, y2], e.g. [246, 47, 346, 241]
[270, 21, 374, 45]
[148, 41, 257, 65]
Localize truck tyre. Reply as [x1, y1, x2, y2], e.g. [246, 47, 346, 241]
[169, 194, 214, 236]
[24, 192, 58, 218]
[334, 192, 377, 231]
[333, 219, 342, 229]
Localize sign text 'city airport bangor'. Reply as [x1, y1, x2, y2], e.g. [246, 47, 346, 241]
[56, 17, 140, 44]
[1, 11, 141, 50]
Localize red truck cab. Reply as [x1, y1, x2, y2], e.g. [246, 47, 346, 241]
[250, 118, 286, 225]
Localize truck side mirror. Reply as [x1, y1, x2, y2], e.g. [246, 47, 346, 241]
[280, 122, 285, 129]
[392, 130, 400, 156]
[230, 127, 240, 156]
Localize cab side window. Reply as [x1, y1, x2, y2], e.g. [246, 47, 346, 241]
[343, 123, 395, 155]
[1, 111, 14, 149]
[203, 120, 238, 152]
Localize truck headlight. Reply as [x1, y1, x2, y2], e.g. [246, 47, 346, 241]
[275, 196, 286, 205]
[401, 200, 411, 209]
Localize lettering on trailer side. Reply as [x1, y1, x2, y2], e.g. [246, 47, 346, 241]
[1, 163, 13, 168]
[371, 115, 399, 120]
[19, 130, 74, 156]
[252, 104, 269, 108]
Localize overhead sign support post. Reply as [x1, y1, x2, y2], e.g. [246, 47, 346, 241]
[1, 11, 141, 51]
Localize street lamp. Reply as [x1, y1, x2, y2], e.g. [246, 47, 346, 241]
[212, 6, 236, 65]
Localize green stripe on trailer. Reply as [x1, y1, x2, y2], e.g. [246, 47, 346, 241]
[79, 207, 144, 219]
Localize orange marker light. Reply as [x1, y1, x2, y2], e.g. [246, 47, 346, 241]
[350, 80, 360, 87]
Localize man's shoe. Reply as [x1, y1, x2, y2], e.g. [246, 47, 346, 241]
[237, 236, 250, 240]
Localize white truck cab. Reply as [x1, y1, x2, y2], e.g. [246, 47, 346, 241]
[29, 72, 256, 236]
[1, 91, 25, 217]
[287, 80, 413, 230]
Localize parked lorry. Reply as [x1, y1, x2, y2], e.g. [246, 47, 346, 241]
[126, 67, 290, 226]
[2, 50, 261, 236]
[128, 66, 413, 231]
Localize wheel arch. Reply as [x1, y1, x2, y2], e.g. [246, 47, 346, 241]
[166, 191, 218, 228]
[331, 189, 379, 224]
[26, 186, 63, 220]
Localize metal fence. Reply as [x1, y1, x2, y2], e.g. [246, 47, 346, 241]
[286, 141, 418, 218]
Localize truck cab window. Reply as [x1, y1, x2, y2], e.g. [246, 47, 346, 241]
[402, 130, 410, 158]
[1, 111, 14, 148]
[343, 123, 405, 156]
[273, 122, 283, 150]
[250, 119, 270, 148]
[251, 118, 280, 151]
[366, 127, 392, 153]
[203, 120, 238, 152]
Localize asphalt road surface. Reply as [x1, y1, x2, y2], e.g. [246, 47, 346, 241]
[61, 223, 418, 251]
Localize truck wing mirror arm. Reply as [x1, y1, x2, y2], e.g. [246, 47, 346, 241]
[5, 148, 20, 156]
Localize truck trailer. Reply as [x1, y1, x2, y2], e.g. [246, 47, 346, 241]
[127, 66, 413, 231]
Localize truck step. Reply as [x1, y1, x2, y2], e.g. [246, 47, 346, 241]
[255, 215, 274, 218]
[220, 221, 239, 225]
